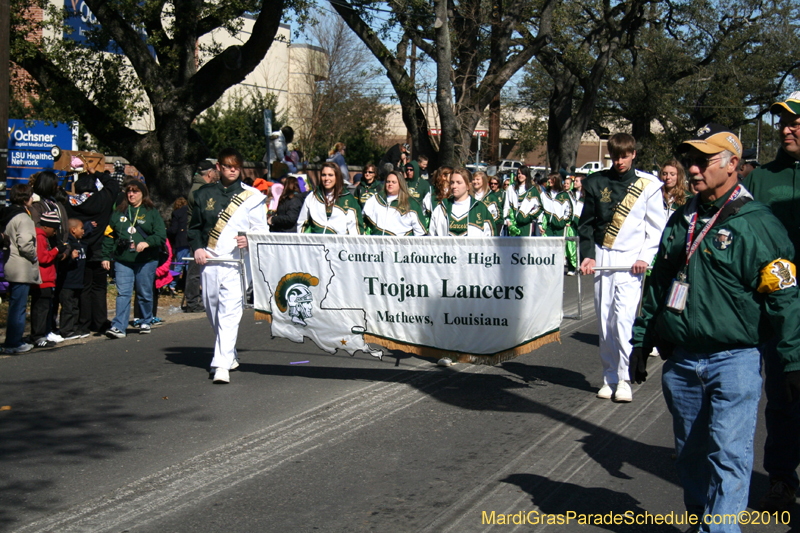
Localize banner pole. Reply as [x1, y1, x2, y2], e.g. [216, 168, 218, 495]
[563, 236, 582, 320]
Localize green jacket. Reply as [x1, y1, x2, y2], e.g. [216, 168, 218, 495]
[406, 173, 431, 206]
[102, 205, 167, 263]
[743, 149, 800, 262]
[354, 179, 382, 208]
[188, 179, 246, 250]
[515, 187, 544, 236]
[479, 190, 503, 235]
[632, 185, 800, 370]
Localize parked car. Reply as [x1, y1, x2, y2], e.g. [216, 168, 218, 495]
[465, 162, 488, 173]
[574, 161, 607, 175]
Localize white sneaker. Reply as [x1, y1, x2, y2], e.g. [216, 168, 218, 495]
[47, 332, 64, 343]
[614, 381, 633, 402]
[213, 368, 230, 384]
[596, 384, 614, 399]
[650, 347, 660, 357]
[230, 359, 239, 371]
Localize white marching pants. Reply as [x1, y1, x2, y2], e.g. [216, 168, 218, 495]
[593, 249, 644, 385]
[202, 262, 243, 370]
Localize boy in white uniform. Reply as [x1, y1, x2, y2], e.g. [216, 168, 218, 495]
[188, 148, 269, 384]
[578, 134, 666, 402]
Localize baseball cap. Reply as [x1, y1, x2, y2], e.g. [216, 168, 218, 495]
[195, 159, 214, 173]
[770, 91, 800, 116]
[679, 123, 742, 159]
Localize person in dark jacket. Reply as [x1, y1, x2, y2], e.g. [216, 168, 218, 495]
[268, 177, 304, 233]
[66, 169, 119, 334]
[167, 197, 190, 292]
[60, 219, 89, 340]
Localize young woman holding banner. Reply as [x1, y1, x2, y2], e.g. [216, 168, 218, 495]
[472, 171, 503, 235]
[297, 163, 364, 235]
[362, 172, 427, 236]
[429, 168, 494, 237]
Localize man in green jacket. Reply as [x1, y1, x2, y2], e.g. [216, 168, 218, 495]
[633, 124, 800, 530]
[743, 92, 800, 513]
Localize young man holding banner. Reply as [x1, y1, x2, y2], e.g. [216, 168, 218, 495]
[188, 148, 269, 384]
[578, 133, 666, 403]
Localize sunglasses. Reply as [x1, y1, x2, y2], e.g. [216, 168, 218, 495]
[682, 155, 723, 169]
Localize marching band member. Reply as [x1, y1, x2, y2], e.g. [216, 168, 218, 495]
[503, 167, 533, 235]
[541, 173, 574, 237]
[472, 171, 503, 235]
[187, 148, 269, 384]
[403, 162, 432, 216]
[354, 164, 382, 208]
[297, 162, 364, 235]
[515, 182, 545, 236]
[429, 168, 494, 237]
[362, 171, 427, 236]
[579, 133, 666, 403]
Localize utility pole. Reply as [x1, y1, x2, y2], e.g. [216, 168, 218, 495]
[0, 0, 10, 188]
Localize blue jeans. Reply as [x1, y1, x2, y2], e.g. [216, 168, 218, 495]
[761, 338, 800, 490]
[662, 347, 762, 533]
[113, 260, 157, 331]
[3, 282, 30, 348]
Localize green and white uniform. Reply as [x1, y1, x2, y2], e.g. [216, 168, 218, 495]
[541, 189, 574, 237]
[362, 192, 428, 236]
[297, 189, 365, 235]
[514, 187, 544, 237]
[474, 189, 503, 235]
[429, 196, 494, 237]
[354, 179, 382, 208]
[503, 183, 527, 224]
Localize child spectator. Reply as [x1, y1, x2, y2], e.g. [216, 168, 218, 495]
[31, 211, 66, 348]
[60, 219, 89, 340]
[1, 184, 41, 354]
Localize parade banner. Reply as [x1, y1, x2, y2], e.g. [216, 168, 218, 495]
[248, 234, 564, 365]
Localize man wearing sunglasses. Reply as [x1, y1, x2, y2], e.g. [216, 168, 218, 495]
[743, 92, 800, 513]
[634, 123, 800, 530]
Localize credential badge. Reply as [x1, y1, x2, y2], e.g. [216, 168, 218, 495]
[712, 229, 733, 250]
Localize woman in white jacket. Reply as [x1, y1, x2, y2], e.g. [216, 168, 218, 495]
[362, 172, 427, 236]
[429, 168, 494, 237]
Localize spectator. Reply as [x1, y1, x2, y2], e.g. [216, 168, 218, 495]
[268, 177, 305, 233]
[167, 197, 190, 294]
[101, 180, 167, 338]
[59, 219, 89, 340]
[417, 154, 430, 181]
[66, 169, 119, 334]
[1, 184, 40, 354]
[111, 160, 126, 188]
[659, 158, 689, 219]
[327, 142, 351, 186]
[738, 147, 760, 179]
[31, 211, 65, 348]
[184, 160, 217, 314]
[134, 239, 173, 325]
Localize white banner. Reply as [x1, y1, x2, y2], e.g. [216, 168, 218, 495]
[249, 234, 564, 364]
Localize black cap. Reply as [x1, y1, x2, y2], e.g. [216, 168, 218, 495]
[196, 159, 214, 173]
[741, 148, 759, 165]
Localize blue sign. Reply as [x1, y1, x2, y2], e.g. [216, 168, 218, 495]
[7, 120, 75, 187]
[63, 0, 154, 56]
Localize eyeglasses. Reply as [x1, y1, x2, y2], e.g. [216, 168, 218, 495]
[126, 189, 142, 194]
[364, 171, 375, 174]
[777, 121, 800, 133]
[220, 164, 241, 171]
[683, 155, 723, 169]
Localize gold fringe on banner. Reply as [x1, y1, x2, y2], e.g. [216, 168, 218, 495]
[364, 330, 561, 366]
[254, 312, 272, 322]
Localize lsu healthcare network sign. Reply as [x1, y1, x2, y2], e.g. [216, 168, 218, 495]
[7, 120, 76, 186]
[249, 234, 564, 364]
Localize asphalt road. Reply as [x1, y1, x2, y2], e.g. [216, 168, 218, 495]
[0, 276, 796, 532]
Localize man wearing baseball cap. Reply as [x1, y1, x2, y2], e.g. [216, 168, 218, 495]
[743, 92, 800, 512]
[633, 123, 800, 530]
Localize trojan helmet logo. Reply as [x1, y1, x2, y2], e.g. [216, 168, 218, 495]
[275, 272, 319, 327]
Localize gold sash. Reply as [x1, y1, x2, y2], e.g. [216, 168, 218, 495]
[602, 177, 648, 249]
[207, 190, 257, 250]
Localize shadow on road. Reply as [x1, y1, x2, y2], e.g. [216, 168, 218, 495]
[500, 473, 681, 532]
[500, 362, 595, 393]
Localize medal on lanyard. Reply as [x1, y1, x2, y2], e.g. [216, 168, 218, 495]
[128, 206, 140, 251]
[666, 185, 741, 313]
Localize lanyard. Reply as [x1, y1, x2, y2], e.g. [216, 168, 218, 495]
[128, 206, 141, 234]
[684, 184, 742, 268]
